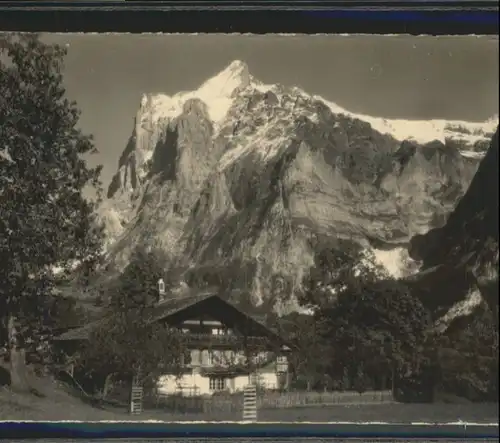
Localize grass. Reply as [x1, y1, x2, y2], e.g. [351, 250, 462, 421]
[0, 374, 498, 423]
[0, 373, 232, 421]
[0, 379, 123, 421]
[155, 389, 395, 415]
[0, 369, 153, 421]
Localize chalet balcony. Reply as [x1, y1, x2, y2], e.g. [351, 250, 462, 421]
[179, 332, 272, 349]
[198, 364, 251, 377]
[193, 351, 279, 376]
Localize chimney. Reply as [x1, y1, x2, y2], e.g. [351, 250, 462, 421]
[158, 278, 166, 302]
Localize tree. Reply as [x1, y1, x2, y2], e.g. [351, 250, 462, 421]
[435, 304, 499, 401]
[78, 312, 185, 398]
[106, 246, 169, 309]
[0, 34, 104, 391]
[299, 240, 432, 393]
[273, 312, 331, 391]
[77, 247, 184, 396]
[316, 279, 431, 391]
[299, 237, 388, 310]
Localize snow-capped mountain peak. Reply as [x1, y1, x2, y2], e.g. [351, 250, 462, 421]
[136, 59, 496, 147]
[137, 60, 256, 126]
[198, 59, 251, 95]
[100, 59, 498, 310]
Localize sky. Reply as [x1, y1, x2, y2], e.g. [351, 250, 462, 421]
[40, 33, 499, 190]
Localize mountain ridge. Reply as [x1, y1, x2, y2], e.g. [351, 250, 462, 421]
[106, 60, 496, 206]
[409, 126, 498, 319]
[97, 60, 498, 310]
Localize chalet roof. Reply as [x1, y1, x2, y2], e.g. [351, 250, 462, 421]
[52, 319, 104, 341]
[149, 289, 217, 323]
[52, 288, 216, 342]
[52, 288, 287, 347]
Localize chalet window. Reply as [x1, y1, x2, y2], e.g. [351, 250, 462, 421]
[224, 350, 234, 365]
[276, 355, 288, 373]
[201, 350, 210, 366]
[191, 350, 201, 366]
[207, 350, 224, 366]
[256, 351, 268, 363]
[158, 278, 165, 295]
[209, 376, 226, 391]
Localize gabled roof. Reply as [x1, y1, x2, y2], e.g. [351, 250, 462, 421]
[149, 289, 216, 323]
[53, 288, 217, 342]
[53, 288, 289, 348]
[52, 319, 103, 341]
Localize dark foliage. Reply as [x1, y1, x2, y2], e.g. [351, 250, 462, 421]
[0, 33, 104, 390]
[78, 247, 184, 388]
[436, 304, 498, 401]
[297, 240, 432, 394]
[272, 312, 331, 391]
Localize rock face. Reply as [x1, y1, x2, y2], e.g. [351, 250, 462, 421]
[98, 60, 498, 310]
[409, 127, 498, 321]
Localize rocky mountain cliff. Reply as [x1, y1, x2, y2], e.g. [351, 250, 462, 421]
[98, 60, 498, 310]
[409, 126, 498, 326]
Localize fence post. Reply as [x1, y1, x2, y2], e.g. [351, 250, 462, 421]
[243, 383, 257, 422]
[130, 371, 143, 415]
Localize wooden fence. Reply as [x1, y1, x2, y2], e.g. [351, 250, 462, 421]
[149, 389, 394, 415]
[255, 389, 394, 409]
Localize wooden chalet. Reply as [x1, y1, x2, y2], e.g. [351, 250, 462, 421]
[53, 287, 291, 395]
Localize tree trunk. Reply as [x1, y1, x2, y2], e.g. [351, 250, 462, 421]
[8, 315, 31, 392]
[390, 361, 396, 397]
[381, 373, 387, 391]
[102, 373, 114, 400]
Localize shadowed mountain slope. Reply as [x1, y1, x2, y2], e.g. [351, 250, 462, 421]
[96, 60, 498, 312]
